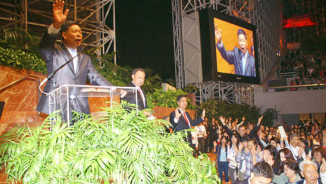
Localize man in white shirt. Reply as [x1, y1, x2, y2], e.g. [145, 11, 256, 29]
[195, 122, 207, 156]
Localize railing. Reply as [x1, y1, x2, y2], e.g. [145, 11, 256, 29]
[0, 74, 41, 104]
[277, 72, 297, 79]
[264, 83, 326, 92]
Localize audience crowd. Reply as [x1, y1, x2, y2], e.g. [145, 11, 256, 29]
[278, 49, 326, 87]
[190, 116, 326, 183]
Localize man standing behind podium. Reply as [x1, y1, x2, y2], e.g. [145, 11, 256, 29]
[170, 95, 205, 144]
[121, 68, 147, 110]
[36, 0, 113, 123]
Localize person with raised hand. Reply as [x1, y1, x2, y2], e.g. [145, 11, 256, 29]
[37, 0, 114, 125]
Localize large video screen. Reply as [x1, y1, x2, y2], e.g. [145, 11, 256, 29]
[200, 8, 260, 84]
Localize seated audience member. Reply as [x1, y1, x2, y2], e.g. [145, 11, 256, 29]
[236, 161, 274, 184]
[297, 160, 322, 184]
[272, 159, 301, 184]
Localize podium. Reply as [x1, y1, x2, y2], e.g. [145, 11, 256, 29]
[48, 84, 139, 125]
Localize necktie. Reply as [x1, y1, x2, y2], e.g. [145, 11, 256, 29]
[138, 89, 145, 106]
[242, 54, 246, 75]
[183, 112, 190, 127]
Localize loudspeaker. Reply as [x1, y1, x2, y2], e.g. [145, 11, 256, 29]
[0, 102, 5, 120]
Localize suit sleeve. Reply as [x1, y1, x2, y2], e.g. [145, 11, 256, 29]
[216, 42, 237, 65]
[87, 59, 113, 86]
[223, 124, 233, 137]
[170, 112, 177, 130]
[249, 124, 259, 139]
[38, 30, 58, 63]
[189, 113, 203, 127]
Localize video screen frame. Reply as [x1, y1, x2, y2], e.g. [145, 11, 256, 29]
[199, 8, 260, 84]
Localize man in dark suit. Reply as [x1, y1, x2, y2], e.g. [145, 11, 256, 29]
[121, 68, 147, 110]
[169, 95, 205, 144]
[36, 0, 114, 123]
[215, 25, 256, 77]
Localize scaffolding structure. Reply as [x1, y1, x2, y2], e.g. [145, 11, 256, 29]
[283, 0, 326, 43]
[172, 0, 283, 105]
[0, 0, 115, 60]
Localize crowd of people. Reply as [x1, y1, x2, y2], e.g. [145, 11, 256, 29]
[189, 115, 326, 184]
[278, 49, 326, 87]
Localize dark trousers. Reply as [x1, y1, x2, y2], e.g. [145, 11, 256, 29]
[198, 137, 205, 155]
[210, 134, 217, 151]
[218, 161, 229, 182]
[204, 136, 209, 153]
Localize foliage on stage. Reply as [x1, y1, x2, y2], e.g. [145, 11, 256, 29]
[0, 46, 47, 73]
[146, 88, 196, 110]
[0, 28, 47, 73]
[0, 103, 220, 184]
[197, 99, 275, 126]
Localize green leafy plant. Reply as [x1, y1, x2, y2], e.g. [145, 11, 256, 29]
[197, 98, 264, 126]
[261, 108, 277, 127]
[146, 88, 196, 110]
[0, 47, 47, 73]
[0, 103, 220, 184]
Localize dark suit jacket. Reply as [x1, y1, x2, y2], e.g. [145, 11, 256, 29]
[216, 43, 256, 77]
[36, 29, 113, 121]
[121, 82, 147, 110]
[169, 109, 203, 133]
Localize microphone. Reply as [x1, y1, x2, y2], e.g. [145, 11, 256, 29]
[39, 47, 86, 87]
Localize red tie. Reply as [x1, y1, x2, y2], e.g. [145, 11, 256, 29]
[183, 112, 190, 127]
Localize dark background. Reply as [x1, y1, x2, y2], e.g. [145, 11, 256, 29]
[114, 0, 175, 81]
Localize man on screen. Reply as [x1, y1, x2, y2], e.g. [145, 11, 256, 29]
[215, 24, 256, 77]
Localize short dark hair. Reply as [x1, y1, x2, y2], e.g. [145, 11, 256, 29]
[270, 137, 280, 144]
[264, 145, 278, 161]
[283, 159, 299, 173]
[132, 68, 145, 75]
[177, 95, 187, 102]
[248, 138, 257, 145]
[237, 28, 247, 40]
[60, 21, 80, 33]
[252, 162, 274, 179]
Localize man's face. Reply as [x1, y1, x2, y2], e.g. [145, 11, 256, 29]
[239, 127, 245, 136]
[62, 24, 82, 49]
[250, 174, 272, 184]
[301, 164, 318, 184]
[132, 71, 145, 87]
[204, 118, 208, 122]
[177, 97, 188, 110]
[238, 34, 248, 55]
[290, 136, 299, 147]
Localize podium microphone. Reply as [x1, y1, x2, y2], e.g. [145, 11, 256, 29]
[39, 45, 87, 89]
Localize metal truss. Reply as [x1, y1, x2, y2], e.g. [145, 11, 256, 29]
[283, 0, 326, 43]
[195, 81, 254, 105]
[0, 0, 115, 60]
[172, 0, 283, 105]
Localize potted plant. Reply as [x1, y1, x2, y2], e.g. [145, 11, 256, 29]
[0, 103, 220, 183]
